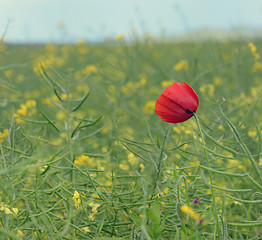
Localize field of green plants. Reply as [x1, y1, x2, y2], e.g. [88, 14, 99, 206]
[0, 37, 261, 239]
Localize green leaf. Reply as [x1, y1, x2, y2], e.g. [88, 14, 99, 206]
[8, 110, 16, 148]
[40, 63, 65, 92]
[79, 115, 103, 129]
[120, 140, 150, 163]
[72, 91, 91, 112]
[39, 108, 60, 132]
[158, 212, 169, 234]
[129, 215, 142, 227]
[220, 105, 262, 181]
[146, 208, 160, 230]
[144, 224, 155, 239]
[71, 114, 88, 139]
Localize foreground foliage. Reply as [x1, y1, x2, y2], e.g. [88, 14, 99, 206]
[0, 39, 261, 239]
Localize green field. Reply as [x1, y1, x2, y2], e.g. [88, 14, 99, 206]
[0, 38, 261, 239]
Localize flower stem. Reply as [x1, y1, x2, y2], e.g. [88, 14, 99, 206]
[152, 126, 169, 195]
[194, 114, 221, 239]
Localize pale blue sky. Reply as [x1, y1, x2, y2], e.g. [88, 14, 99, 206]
[0, 0, 262, 43]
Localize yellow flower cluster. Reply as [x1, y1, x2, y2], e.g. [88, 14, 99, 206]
[252, 62, 262, 72]
[0, 202, 18, 216]
[33, 57, 65, 75]
[82, 65, 98, 75]
[199, 84, 215, 98]
[180, 205, 199, 222]
[0, 129, 8, 143]
[173, 60, 189, 71]
[88, 202, 100, 221]
[143, 100, 156, 114]
[173, 120, 196, 135]
[213, 76, 223, 87]
[115, 34, 125, 41]
[5, 69, 14, 78]
[74, 154, 106, 176]
[139, 73, 147, 86]
[81, 226, 91, 233]
[16, 230, 24, 237]
[14, 100, 37, 123]
[161, 80, 175, 88]
[74, 155, 92, 167]
[73, 190, 81, 208]
[119, 163, 129, 171]
[121, 74, 147, 96]
[248, 42, 260, 60]
[127, 152, 139, 166]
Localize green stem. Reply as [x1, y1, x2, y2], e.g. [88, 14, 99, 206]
[194, 114, 221, 239]
[177, 175, 193, 230]
[152, 126, 169, 196]
[246, 192, 262, 240]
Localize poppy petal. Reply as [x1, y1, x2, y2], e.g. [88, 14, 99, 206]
[155, 82, 199, 123]
[155, 94, 192, 123]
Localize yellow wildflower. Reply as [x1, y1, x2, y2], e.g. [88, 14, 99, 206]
[248, 129, 256, 138]
[56, 111, 66, 120]
[74, 155, 92, 167]
[89, 202, 100, 212]
[173, 60, 188, 71]
[139, 163, 145, 173]
[173, 127, 181, 134]
[42, 98, 52, 106]
[88, 202, 100, 221]
[248, 42, 260, 60]
[81, 226, 91, 233]
[73, 190, 81, 208]
[213, 76, 223, 87]
[61, 93, 72, 100]
[82, 65, 98, 75]
[139, 73, 147, 86]
[218, 125, 225, 131]
[45, 43, 56, 53]
[252, 62, 262, 72]
[0, 202, 12, 214]
[25, 100, 36, 108]
[161, 80, 174, 87]
[89, 213, 95, 221]
[14, 99, 37, 123]
[0, 129, 9, 143]
[12, 207, 19, 216]
[127, 152, 139, 166]
[119, 163, 129, 171]
[250, 87, 260, 98]
[180, 205, 199, 221]
[199, 84, 215, 98]
[17, 104, 27, 116]
[115, 34, 125, 41]
[16, 74, 25, 83]
[143, 101, 155, 114]
[259, 158, 262, 166]
[16, 230, 24, 237]
[248, 42, 257, 53]
[5, 69, 13, 78]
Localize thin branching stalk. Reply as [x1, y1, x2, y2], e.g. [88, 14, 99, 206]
[194, 114, 221, 239]
[177, 175, 193, 230]
[246, 192, 262, 240]
[151, 126, 169, 196]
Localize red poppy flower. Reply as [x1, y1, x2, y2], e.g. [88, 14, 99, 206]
[155, 82, 199, 123]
